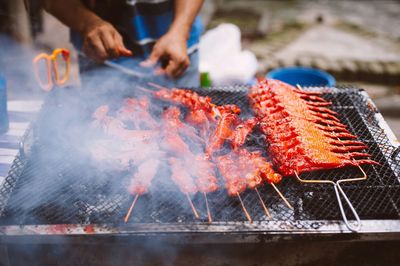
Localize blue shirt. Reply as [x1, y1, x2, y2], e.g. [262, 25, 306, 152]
[71, 0, 203, 57]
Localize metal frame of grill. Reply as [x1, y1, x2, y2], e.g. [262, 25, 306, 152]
[0, 84, 399, 244]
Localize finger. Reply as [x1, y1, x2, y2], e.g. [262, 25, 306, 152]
[141, 48, 162, 67]
[164, 59, 181, 78]
[154, 66, 166, 76]
[172, 65, 186, 78]
[175, 58, 190, 78]
[114, 33, 132, 56]
[118, 47, 133, 57]
[82, 45, 96, 60]
[166, 57, 189, 78]
[84, 34, 107, 62]
[83, 43, 104, 63]
[100, 30, 119, 58]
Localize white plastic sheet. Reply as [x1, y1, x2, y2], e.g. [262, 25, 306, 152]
[199, 23, 258, 86]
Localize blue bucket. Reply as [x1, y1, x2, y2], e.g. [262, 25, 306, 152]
[266, 67, 336, 87]
[0, 74, 9, 134]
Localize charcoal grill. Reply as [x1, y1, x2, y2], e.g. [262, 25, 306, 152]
[0, 82, 399, 244]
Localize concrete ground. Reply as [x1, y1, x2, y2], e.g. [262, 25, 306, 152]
[4, 3, 398, 138]
[1, 1, 398, 140]
[206, 0, 400, 138]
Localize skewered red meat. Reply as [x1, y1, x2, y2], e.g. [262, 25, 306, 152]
[161, 133, 193, 158]
[234, 149, 263, 188]
[147, 85, 216, 130]
[162, 107, 204, 144]
[168, 157, 198, 194]
[231, 117, 258, 150]
[128, 158, 160, 195]
[148, 83, 213, 111]
[117, 97, 158, 129]
[219, 104, 241, 114]
[247, 151, 282, 184]
[250, 79, 378, 176]
[186, 109, 210, 139]
[89, 138, 163, 171]
[192, 154, 218, 193]
[206, 104, 241, 123]
[92, 105, 126, 134]
[89, 139, 134, 170]
[206, 113, 239, 155]
[235, 148, 282, 185]
[204, 104, 241, 122]
[92, 104, 110, 120]
[186, 108, 209, 127]
[147, 83, 242, 122]
[92, 105, 158, 141]
[215, 153, 247, 196]
[160, 108, 200, 157]
[161, 107, 218, 193]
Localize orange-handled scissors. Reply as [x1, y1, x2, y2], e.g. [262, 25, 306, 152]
[33, 48, 71, 91]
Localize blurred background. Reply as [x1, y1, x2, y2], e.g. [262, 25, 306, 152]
[0, 0, 399, 136]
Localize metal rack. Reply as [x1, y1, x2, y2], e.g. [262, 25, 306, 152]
[0, 85, 399, 243]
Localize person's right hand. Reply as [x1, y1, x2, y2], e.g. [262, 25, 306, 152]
[82, 19, 132, 62]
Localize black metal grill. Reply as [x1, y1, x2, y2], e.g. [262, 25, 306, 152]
[0, 84, 399, 232]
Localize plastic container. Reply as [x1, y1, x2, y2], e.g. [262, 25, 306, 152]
[0, 74, 9, 134]
[266, 67, 336, 87]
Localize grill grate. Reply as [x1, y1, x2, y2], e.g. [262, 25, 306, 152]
[0, 85, 399, 230]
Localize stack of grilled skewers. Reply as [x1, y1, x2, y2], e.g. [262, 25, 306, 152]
[249, 79, 378, 176]
[89, 79, 377, 223]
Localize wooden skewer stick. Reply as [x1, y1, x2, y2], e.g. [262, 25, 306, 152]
[204, 192, 212, 223]
[136, 86, 153, 94]
[271, 183, 293, 209]
[254, 187, 271, 219]
[148, 82, 168, 90]
[186, 193, 200, 219]
[124, 194, 139, 223]
[236, 192, 252, 223]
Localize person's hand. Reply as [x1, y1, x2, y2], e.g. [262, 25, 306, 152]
[82, 19, 132, 62]
[142, 31, 190, 78]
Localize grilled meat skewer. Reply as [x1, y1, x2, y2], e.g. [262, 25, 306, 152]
[249, 79, 378, 176]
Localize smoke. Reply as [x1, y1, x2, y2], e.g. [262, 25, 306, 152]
[0, 57, 198, 264]
[0, 57, 221, 228]
[0, 48, 277, 229]
[1, 27, 270, 266]
[0, 34, 43, 100]
[0, 3, 263, 233]
[1, 4, 279, 266]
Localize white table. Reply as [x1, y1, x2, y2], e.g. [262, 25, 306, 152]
[0, 100, 42, 185]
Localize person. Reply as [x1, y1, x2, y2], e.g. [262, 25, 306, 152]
[40, 0, 204, 87]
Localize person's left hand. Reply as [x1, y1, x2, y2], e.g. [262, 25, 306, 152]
[142, 31, 190, 78]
